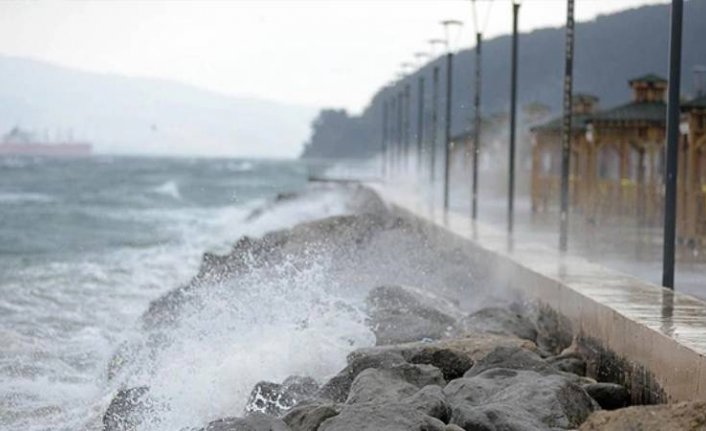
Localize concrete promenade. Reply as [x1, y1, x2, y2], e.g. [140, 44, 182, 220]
[373, 182, 706, 403]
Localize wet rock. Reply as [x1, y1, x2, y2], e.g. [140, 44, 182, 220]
[462, 306, 538, 342]
[318, 403, 447, 431]
[579, 400, 706, 430]
[445, 368, 598, 430]
[282, 402, 342, 431]
[547, 352, 587, 376]
[532, 306, 574, 355]
[245, 376, 319, 416]
[582, 382, 629, 410]
[403, 385, 452, 423]
[203, 413, 290, 431]
[317, 351, 407, 402]
[443, 425, 465, 431]
[103, 386, 152, 431]
[345, 363, 445, 405]
[347, 331, 538, 372]
[366, 285, 463, 345]
[464, 345, 558, 378]
[409, 347, 474, 381]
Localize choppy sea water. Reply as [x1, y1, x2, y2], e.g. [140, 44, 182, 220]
[0, 156, 375, 431]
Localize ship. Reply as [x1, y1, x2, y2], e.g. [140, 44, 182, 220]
[0, 127, 92, 157]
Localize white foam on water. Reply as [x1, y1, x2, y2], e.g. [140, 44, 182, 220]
[0, 191, 56, 204]
[119, 257, 373, 431]
[150, 180, 182, 200]
[0, 184, 361, 431]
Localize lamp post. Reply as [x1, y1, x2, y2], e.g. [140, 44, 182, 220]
[508, 0, 521, 234]
[662, 0, 684, 289]
[441, 20, 462, 211]
[559, 0, 575, 252]
[414, 52, 430, 175]
[428, 39, 446, 186]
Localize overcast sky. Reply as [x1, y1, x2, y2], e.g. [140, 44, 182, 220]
[0, 0, 669, 114]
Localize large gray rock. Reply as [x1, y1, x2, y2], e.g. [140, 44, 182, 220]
[409, 347, 474, 381]
[345, 363, 445, 405]
[464, 346, 558, 378]
[245, 376, 319, 416]
[282, 402, 342, 431]
[103, 386, 152, 431]
[462, 307, 538, 342]
[318, 403, 447, 431]
[366, 285, 463, 345]
[317, 351, 407, 402]
[402, 385, 452, 423]
[445, 368, 598, 430]
[202, 413, 290, 431]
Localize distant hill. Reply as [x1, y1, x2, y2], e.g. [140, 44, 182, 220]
[0, 56, 316, 157]
[301, 0, 706, 159]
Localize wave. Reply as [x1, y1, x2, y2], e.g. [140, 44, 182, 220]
[226, 161, 254, 172]
[0, 192, 55, 204]
[150, 180, 181, 200]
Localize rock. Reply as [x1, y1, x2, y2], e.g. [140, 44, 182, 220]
[547, 352, 587, 376]
[245, 376, 319, 416]
[366, 285, 463, 345]
[464, 346, 558, 378]
[282, 402, 341, 431]
[345, 363, 445, 405]
[409, 347, 474, 381]
[462, 307, 538, 341]
[347, 331, 538, 367]
[445, 368, 598, 430]
[103, 386, 152, 431]
[402, 385, 452, 423]
[443, 425, 465, 431]
[203, 413, 290, 431]
[317, 351, 407, 402]
[582, 382, 629, 410]
[318, 403, 447, 431]
[579, 400, 706, 430]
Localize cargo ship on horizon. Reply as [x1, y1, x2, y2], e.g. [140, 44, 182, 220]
[0, 127, 91, 157]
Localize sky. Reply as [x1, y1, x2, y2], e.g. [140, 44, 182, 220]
[0, 0, 670, 114]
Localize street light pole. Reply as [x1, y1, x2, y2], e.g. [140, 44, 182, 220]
[382, 98, 388, 178]
[508, 1, 520, 234]
[431, 66, 440, 185]
[559, 0, 575, 252]
[443, 52, 454, 211]
[417, 76, 425, 175]
[662, 0, 684, 289]
[472, 33, 482, 220]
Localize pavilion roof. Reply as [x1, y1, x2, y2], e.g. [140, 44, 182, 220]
[530, 113, 593, 133]
[588, 101, 666, 125]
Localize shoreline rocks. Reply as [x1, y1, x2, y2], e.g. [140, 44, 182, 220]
[101, 185, 672, 430]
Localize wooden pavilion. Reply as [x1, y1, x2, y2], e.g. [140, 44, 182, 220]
[678, 94, 706, 245]
[531, 74, 669, 224]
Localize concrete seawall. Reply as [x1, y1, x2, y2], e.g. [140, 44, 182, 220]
[373, 184, 706, 404]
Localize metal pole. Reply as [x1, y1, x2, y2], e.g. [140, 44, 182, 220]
[472, 33, 482, 220]
[508, 2, 520, 234]
[431, 66, 440, 184]
[397, 90, 404, 174]
[404, 83, 411, 172]
[417, 76, 425, 175]
[559, 0, 575, 252]
[662, 0, 684, 289]
[443, 53, 454, 211]
[382, 99, 388, 178]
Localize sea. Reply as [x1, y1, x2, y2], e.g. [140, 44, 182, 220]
[0, 156, 376, 431]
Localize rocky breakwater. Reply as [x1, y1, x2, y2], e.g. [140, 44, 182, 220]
[101, 183, 690, 430]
